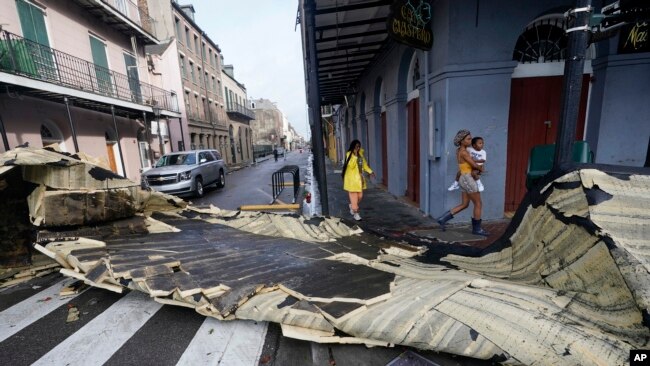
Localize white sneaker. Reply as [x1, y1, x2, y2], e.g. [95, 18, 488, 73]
[349, 204, 355, 215]
[448, 181, 460, 191]
[477, 180, 484, 192]
[353, 212, 362, 221]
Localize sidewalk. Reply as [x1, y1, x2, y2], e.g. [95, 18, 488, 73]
[325, 158, 509, 249]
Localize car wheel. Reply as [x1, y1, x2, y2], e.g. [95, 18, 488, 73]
[216, 170, 225, 188]
[195, 177, 204, 197]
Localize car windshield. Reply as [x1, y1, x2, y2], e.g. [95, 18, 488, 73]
[155, 153, 196, 167]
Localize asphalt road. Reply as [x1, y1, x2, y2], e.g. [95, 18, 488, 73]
[191, 150, 310, 210]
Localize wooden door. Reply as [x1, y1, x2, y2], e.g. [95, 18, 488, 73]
[406, 98, 420, 205]
[106, 143, 118, 173]
[381, 112, 388, 187]
[504, 76, 589, 211]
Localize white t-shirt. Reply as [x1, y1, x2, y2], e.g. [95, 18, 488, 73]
[467, 147, 486, 166]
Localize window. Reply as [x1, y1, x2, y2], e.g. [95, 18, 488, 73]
[189, 61, 195, 83]
[174, 17, 182, 41]
[204, 71, 209, 88]
[194, 94, 200, 118]
[194, 35, 199, 55]
[208, 49, 212, 66]
[179, 54, 186, 78]
[139, 141, 151, 169]
[202, 42, 206, 60]
[185, 27, 191, 50]
[212, 76, 216, 93]
[184, 90, 191, 116]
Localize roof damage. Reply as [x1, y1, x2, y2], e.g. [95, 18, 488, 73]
[1, 147, 649, 365]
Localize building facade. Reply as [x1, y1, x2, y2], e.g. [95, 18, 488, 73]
[146, 2, 230, 161]
[304, 0, 650, 220]
[221, 65, 254, 165]
[251, 98, 284, 148]
[0, 0, 181, 180]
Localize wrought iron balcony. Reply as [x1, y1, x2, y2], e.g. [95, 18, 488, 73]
[226, 102, 255, 120]
[72, 0, 159, 44]
[0, 30, 179, 113]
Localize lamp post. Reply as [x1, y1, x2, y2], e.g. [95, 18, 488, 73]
[152, 106, 164, 156]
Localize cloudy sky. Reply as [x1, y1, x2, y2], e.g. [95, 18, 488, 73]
[192, 1, 310, 139]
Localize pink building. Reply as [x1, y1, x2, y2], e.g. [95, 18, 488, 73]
[0, 0, 182, 181]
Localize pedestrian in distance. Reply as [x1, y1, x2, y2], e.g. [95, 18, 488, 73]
[342, 139, 376, 221]
[447, 136, 486, 192]
[437, 129, 490, 236]
[273, 148, 278, 162]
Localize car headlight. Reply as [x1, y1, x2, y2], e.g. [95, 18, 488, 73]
[179, 171, 192, 181]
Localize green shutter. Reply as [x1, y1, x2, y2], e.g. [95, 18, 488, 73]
[89, 36, 112, 95]
[123, 53, 141, 102]
[17, 0, 50, 46]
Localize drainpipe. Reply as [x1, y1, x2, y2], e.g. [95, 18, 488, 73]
[554, 0, 592, 168]
[0, 112, 9, 151]
[110, 106, 128, 178]
[423, 50, 430, 216]
[64, 97, 80, 153]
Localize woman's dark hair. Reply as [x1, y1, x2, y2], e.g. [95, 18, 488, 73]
[471, 136, 483, 146]
[341, 140, 361, 179]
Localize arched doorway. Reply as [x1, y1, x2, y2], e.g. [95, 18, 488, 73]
[40, 120, 66, 152]
[505, 14, 592, 212]
[405, 53, 421, 204]
[238, 126, 244, 161]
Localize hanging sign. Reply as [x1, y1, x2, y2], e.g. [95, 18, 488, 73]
[618, 21, 649, 54]
[387, 0, 433, 50]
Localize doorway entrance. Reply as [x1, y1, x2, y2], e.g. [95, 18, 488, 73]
[406, 97, 420, 205]
[504, 75, 589, 211]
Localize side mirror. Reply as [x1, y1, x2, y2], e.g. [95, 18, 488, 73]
[200, 158, 207, 164]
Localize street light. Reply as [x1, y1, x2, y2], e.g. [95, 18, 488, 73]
[152, 105, 164, 157]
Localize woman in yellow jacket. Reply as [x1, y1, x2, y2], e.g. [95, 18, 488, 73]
[342, 140, 375, 221]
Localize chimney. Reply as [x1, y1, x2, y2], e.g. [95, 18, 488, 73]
[223, 65, 234, 79]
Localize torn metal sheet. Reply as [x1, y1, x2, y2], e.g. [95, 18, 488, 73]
[1, 147, 649, 365]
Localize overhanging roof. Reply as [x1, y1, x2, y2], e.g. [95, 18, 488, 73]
[313, 0, 392, 105]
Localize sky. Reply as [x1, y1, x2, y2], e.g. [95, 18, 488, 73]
[192, 1, 310, 140]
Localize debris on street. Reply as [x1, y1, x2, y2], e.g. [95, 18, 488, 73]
[1, 146, 649, 365]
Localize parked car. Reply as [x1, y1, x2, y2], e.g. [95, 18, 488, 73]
[141, 150, 226, 197]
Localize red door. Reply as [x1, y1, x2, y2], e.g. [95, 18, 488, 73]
[406, 98, 420, 205]
[504, 76, 589, 212]
[381, 112, 388, 187]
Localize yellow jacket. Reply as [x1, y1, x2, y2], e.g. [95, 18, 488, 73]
[343, 149, 373, 192]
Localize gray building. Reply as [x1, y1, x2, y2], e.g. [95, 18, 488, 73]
[303, 0, 650, 220]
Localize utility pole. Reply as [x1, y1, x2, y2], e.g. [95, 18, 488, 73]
[554, 0, 592, 168]
[302, 0, 329, 215]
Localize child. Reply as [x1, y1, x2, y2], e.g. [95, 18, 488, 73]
[447, 136, 486, 192]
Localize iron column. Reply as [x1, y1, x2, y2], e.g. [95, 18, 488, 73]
[64, 97, 79, 153]
[554, 0, 592, 168]
[302, 0, 329, 215]
[0, 112, 9, 151]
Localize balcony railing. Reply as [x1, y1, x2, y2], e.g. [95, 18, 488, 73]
[226, 102, 255, 120]
[101, 0, 157, 38]
[0, 30, 178, 113]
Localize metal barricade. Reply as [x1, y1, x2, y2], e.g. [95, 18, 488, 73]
[271, 165, 300, 204]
